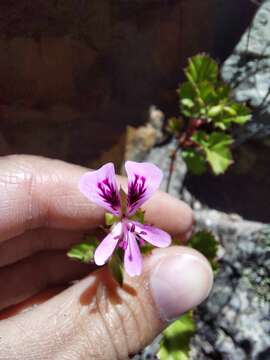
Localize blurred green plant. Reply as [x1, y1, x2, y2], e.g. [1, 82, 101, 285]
[166, 54, 251, 191]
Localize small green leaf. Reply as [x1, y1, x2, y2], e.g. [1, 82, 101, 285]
[140, 242, 154, 255]
[223, 102, 251, 125]
[105, 212, 118, 226]
[109, 254, 124, 286]
[192, 131, 234, 175]
[130, 208, 145, 224]
[167, 117, 184, 134]
[189, 230, 219, 270]
[223, 106, 237, 116]
[159, 312, 196, 360]
[185, 54, 218, 84]
[182, 149, 207, 175]
[67, 242, 97, 263]
[208, 104, 223, 117]
[181, 98, 194, 108]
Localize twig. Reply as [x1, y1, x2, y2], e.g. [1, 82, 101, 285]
[166, 143, 180, 193]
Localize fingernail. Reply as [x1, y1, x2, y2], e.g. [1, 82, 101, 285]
[150, 254, 213, 321]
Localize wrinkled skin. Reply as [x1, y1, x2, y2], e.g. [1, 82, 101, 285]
[0, 155, 212, 360]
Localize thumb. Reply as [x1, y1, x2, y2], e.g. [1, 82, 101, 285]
[0, 246, 213, 360]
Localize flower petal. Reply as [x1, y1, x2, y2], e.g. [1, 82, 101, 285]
[78, 163, 121, 216]
[124, 231, 142, 276]
[125, 161, 163, 216]
[134, 222, 171, 248]
[94, 222, 122, 265]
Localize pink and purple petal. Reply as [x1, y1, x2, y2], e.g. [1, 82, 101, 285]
[134, 222, 171, 248]
[125, 161, 163, 216]
[94, 222, 122, 265]
[124, 231, 142, 276]
[78, 163, 121, 216]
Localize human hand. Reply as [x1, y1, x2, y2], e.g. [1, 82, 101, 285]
[0, 155, 213, 359]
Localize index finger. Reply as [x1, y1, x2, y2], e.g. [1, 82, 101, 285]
[0, 155, 193, 242]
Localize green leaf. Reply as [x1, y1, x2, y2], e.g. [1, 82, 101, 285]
[67, 241, 97, 263]
[212, 102, 251, 130]
[105, 212, 118, 226]
[181, 98, 194, 108]
[167, 117, 184, 134]
[189, 230, 219, 270]
[223, 102, 251, 125]
[158, 312, 196, 360]
[182, 149, 207, 175]
[192, 131, 234, 175]
[130, 208, 145, 224]
[109, 253, 124, 286]
[208, 104, 223, 117]
[140, 242, 154, 255]
[185, 54, 218, 84]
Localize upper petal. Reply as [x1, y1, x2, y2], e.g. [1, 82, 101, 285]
[124, 231, 142, 276]
[94, 222, 122, 265]
[134, 222, 171, 248]
[125, 161, 163, 216]
[78, 163, 121, 216]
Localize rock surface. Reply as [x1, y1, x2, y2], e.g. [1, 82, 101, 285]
[190, 211, 270, 360]
[222, 0, 270, 141]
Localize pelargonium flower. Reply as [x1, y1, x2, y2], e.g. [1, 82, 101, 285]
[78, 161, 171, 276]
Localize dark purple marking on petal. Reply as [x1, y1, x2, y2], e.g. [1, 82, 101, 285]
[97, 177, 120, 211]
[127, 174, 147, 212]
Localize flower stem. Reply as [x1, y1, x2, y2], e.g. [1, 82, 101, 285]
[166, 144, 180, 193]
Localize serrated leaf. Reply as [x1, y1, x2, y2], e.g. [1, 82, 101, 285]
[223, 102, 251, 125]
[182, 149, 207, 175]
[192, 131, 234, 175]
[212, 102, 251, 130]
[67, 242, 96, 263]
[109, 253, 124, 286]
[189, 230, 219, 270]
[185, 54, 218, 84]
[158, 312, 196, 360]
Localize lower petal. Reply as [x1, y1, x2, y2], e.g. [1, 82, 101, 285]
[94, 223, 122, 265]
[124, 232, 142, 276]
[135, 222, 171, 248]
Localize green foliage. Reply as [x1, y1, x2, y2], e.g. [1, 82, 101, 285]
[67, 237, 99, 263]
[159, 312, 196, 360]
[109, 253, 124, 286]
[105, 212, 119, 226]
[130, 208, 145, 224]
[189, 230, 219, 270]
[167, 117, 184, 134]
[192, 131, 234, 174]
[182, 148, 207, 175]
[173, 54, 251, 177]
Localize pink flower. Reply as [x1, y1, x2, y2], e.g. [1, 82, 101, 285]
[78, 161, 171, 276]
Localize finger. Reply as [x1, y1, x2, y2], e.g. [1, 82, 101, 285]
[0, 246, 213, 359]
[0, 155, 193, 242]
[0, 250, 92, 310]
[0, 228, 86, 267]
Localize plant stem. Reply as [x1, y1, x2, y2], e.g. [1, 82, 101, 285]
[166, 143, 180, 193]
